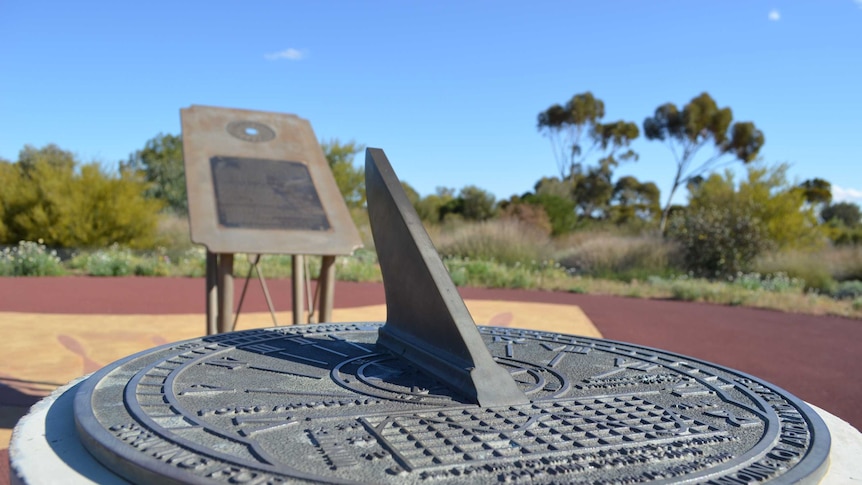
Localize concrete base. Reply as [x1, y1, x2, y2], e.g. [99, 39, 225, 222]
[10, 378, 862, 484]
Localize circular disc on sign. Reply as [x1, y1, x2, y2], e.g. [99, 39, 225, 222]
[74, 324, 830, 484]
[226, 120, 276, 142]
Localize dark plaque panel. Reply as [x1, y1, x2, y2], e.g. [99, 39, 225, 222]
[75, 324, 829, 485]
[211, 156, 331, 231]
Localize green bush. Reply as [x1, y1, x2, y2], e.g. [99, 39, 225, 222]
[664, 276, 751, 306]
[0, 240, 65, 276]
[527, 193, 578, 236]
[731, 272, 804, 293]
[668, 207, 771, 279]
[671, 164, 823, 280]
[1, 145, 163, 249]
[68, 244, 173, 276]
[831, 280, 862, 300]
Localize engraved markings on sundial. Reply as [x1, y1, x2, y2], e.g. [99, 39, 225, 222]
[96, 324, 796, 476]
[541, 342, 591, 368]
[79, 323, 824, 483]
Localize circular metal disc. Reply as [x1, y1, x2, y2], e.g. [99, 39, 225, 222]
[74, 324, 830, 484]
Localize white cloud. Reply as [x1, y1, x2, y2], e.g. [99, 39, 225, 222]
[833, 185, 862, 203]
[768, 9, 781, 21]
[264, 48, 307, 61]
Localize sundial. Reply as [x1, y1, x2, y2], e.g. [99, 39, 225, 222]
[72, 149, 831, 484]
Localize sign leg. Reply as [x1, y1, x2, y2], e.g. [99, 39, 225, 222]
[318, 255, 336, 323]
[292, 255, 305, 325]
[217, 253, 234, 333]
[206, 251, 218, 335]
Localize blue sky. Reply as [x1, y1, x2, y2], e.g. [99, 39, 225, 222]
[1, 1, 860, 207]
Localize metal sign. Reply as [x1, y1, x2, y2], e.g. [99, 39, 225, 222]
[181, 105, 361, 255]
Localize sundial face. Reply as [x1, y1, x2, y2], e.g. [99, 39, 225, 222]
[74, 323, 829, 484]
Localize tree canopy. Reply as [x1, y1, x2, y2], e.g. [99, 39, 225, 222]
[123, 133, 186, 215]
[320, 139, 365, 210]
[821, 202, 861, 227]
[536, 92, 643, 223]
[798, 178, 832, 207]
[537, 92, 639, 180]
[643, 92, 765, 232]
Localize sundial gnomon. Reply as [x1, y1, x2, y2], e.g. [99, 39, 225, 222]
[75, 149, 830, 484]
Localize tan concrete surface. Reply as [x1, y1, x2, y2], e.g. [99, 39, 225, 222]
[0, 300, 598, 448]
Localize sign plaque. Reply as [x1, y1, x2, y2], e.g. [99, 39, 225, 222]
[74, 149, 830, 484]
[210, 156, 331, 231]
[181, 105, 361, 255]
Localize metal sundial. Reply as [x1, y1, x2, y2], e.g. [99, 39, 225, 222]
[73, 148, 830, 484]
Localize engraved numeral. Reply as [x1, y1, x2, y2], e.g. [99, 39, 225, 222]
[233, 416, 297, 437]
[591, 358, 659, 378]
[493, 336, 525, 358]
[704, 410, 760, 428]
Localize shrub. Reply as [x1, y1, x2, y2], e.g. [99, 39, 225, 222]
[0, 240, 65, 276]
[457, 185, 497, 221]
[68, 244, 173, 276]
[730, 272, 804, 293]
[499, 202, 553, 236]
[671, 164, 823, 280]
[1, 144, 163, 249]
[668, 207, 771, 279]
[831, 280, 862, 300]
[527, 193, 578, 236]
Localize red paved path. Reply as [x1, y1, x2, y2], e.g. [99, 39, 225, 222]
[2, 277, 861, 480]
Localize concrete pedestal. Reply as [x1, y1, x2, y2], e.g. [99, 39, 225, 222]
[10, 377, 862, 484]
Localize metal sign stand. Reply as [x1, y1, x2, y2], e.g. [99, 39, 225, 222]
[205, 252, 336, 334]
[182, 106, 361, 334]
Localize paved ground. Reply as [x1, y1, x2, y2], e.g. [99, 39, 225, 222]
[2, 276, 861, 482]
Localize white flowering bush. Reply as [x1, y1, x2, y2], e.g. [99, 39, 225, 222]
[0, 240, 65, 276]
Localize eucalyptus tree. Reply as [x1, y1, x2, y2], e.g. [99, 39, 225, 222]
[643, 92, 765, 232]
[537, 92, 639, 180]
[537, 92, 640, 219]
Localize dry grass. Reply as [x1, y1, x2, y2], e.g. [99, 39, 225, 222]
[154, 213, 194, 252]
[754, 246, 862, 292]
[433, 219, 554, 265]
[554, 232, 680, 280]
[536, 275, 860, 319]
